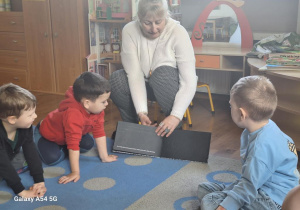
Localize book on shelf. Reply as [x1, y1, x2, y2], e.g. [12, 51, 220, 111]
[266, 57, 300, 66]
[98, 63, 109, 79]
[259, 64, 300, 71]
[267, 52, 300, 59]
[113, 121, 211, 162]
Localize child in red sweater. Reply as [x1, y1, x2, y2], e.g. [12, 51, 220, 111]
[37, 72, 117, 184]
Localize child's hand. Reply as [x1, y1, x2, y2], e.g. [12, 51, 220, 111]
[58, 172, 80, 184]
[18, 189, 38, 198]
[30, 182, 47, 197]
[101, 154, 118, 163]
[216, 205, 226, 210]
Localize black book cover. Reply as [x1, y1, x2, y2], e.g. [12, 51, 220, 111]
[113, 121, 211, 162]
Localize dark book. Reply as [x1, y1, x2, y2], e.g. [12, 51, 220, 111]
[113, 121, 211, 162]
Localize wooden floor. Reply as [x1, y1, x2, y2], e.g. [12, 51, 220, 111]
[33, 91, 243, 160]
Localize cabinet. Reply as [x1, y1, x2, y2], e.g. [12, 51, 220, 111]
[248, 58, 300, 150]
[0, 11, 28, 88]
[194, 43, 250, 73]
[22, 0, 89, 94]
[194, 42, 251, 94]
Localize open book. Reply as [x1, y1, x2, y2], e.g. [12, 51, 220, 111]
[113, 121, 211, 162]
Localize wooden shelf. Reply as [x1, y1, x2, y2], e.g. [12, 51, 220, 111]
[194, 43, 250, 74]
[248, 58, 300, 150]
[277, 95, 300, 115]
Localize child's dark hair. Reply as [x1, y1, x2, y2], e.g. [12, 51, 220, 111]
[0, 83, 36, 118]
[73, 72, 111, 102]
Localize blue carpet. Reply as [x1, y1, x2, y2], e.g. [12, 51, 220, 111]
[0, 127, 242, 210]
[0, 137, 190, 210]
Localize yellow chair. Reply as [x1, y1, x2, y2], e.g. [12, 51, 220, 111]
[193, 81, 215, 114]
[154, 81, 215, 128]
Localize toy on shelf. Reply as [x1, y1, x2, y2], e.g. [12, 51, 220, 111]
[95, 0, 131, 21]
[168, 0, 182, 22]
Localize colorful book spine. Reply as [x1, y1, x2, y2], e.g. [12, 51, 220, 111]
[268, 53, 300, 59]
[266, 59, 300, 66]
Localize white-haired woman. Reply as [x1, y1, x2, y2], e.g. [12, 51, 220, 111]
[110, 0, 197, 137]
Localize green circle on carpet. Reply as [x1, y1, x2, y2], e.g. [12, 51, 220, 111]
[43, 167, 65, 178]
[124, 156, 152, 166]
[0, 191, 12, 204]
[81, 147, 98, 157]
[83, 177, 116, 191]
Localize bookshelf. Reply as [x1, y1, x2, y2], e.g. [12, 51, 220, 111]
[87, 0, 132, 78]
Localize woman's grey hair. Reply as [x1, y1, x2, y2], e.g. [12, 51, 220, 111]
[137, 0, 170, 21]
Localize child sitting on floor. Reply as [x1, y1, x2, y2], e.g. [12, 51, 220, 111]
[0, 83, 46, 198]
[36, 72, 117, 184]
[198, 75, 299, 210]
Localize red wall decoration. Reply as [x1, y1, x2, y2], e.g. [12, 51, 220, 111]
[191, 1, 253, 48]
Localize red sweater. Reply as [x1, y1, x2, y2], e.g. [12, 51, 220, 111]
[40, 87, 105, 150]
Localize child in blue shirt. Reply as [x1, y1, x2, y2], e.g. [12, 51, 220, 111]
[198, 76, 299, 210]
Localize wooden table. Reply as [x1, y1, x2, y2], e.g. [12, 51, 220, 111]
[248, 58, 300, 150]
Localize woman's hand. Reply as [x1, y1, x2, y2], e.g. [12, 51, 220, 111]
[155, 115, 180, 137]
[138, 113, 156, 126]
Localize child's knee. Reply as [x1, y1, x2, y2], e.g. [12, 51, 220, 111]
[37, 137, 65, 165]
[80, 134, 94, 152]
[198, 183, 212, 200]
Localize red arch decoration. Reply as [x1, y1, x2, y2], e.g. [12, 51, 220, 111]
[191, 1, 253, 48]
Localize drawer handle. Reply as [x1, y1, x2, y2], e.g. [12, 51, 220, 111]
[14, 58, 19, 62]
[200, 60, 204, 62]
[44, 32, 48, 38]
[13, 77, 19, 81]
[10, 21, 16, 25]
[12, 40, 18, 43]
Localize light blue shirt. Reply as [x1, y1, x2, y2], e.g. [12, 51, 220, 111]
[221, 120, 299, 210]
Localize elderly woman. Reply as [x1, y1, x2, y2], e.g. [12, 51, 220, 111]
[110, 0, 197, 137]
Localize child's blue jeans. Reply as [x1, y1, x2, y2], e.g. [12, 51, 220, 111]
[198, 181, 281, 210]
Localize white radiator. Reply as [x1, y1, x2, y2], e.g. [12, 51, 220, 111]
[196, 70, 232, 95]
